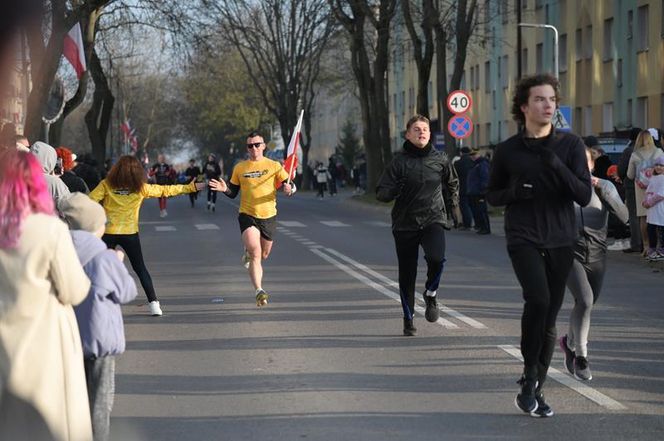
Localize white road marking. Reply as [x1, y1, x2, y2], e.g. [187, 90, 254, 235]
[320, 220, 350, 227]
[498, 344, 627, 410]
[155, 226, 176, 232]
[278, 221, 306, 227]
[322, 248, 487, 329]
[310, 248, 458, 329]
[195, 224, 220, 230]
[365, 221, 392, 227]
[301, 241, 318, 246]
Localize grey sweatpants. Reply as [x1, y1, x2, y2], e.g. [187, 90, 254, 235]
[565, 256, 606, 357]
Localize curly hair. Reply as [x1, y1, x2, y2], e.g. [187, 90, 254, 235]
[511, 74, 561, 125]
[106, 155, 147, 193]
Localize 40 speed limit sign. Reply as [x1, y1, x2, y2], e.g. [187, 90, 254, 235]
[446, 90, 472, 114]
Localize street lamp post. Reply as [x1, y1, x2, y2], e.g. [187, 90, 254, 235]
[518, 23, 559, 78]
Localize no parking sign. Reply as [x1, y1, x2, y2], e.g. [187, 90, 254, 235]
[448, 114, 473, 140]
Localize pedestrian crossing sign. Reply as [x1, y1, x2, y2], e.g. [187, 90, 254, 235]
[553, 106, 571, 132]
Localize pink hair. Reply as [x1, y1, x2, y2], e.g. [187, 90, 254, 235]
[0, 149, 54, 249]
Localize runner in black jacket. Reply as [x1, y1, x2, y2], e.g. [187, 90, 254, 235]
[377, 115, 459, 336]
[487, 74, 592, 418]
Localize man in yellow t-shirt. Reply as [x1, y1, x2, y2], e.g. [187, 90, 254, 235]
[210, 131, 295, 306]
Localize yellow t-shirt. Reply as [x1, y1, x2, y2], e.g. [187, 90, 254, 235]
[230, 157, 289, 219]
[89, 179, 197, 234]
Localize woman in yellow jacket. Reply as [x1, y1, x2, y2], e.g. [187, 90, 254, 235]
[90, 155, 206, 316]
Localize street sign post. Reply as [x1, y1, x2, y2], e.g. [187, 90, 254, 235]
[446, 90, 473, 115]
[553, 106, 571, 132]
[448, 114, 474, 140]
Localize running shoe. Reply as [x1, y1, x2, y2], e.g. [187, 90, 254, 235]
[423, 294, 439, 323]
[255, 289, 269, 307]
[241, 250, 251, 269]
[149, 301, 163, 316]
[403, 318, 417, 336]
[560, 335, 576, 375]
[531, 388, 554, 418]
[515, 376, 538, 414]
[574, 356, 593, 381]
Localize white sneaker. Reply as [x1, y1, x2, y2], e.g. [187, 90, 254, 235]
[607, 239, 629, 251]
[149, 301, 163, 316]
[159, 209, 167, 218]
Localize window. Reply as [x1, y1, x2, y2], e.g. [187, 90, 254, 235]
[492, 90, 496, 110]
[575, 28, 583, 61]
[617, 58, 623, 87]
[475, 64, 480, 89]
[603, 19, 614, 61]
[535, 0, 543, 9]
[485, 61, 491, 91]
[522, 48, 528, 75]
[502, 0, 508, 24]
[502, 55, 509, 88]
[470, 66, 475, 90]
[637, 5, 649, 51]
[583, 106, 592, 136]
[485, 123, 492, 145]
[662, 0, 664, 38]
[602, 102, 614, 133]
[627, 10, 633, 39]
[536, 43, 543, 73]
[559, 34, 568, 72]
[626, 99, 633, 126]
[584, 25, 593, 59]
[574, 106, 582, 133]
[636, 96, 648, 128]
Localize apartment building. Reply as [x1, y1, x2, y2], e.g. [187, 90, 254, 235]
[388, 0, 664, 150]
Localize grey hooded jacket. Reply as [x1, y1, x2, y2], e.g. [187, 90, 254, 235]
[30, 141, 71, 208]
[71, 230, 138, 359]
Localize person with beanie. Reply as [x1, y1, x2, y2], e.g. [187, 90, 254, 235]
[59, 192, 137, 441]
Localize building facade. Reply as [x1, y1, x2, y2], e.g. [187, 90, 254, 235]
[388, 0, 664, 150]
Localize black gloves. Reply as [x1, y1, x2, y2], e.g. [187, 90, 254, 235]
[512, 178, 534, 200]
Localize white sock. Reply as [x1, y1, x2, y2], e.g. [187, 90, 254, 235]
[424, 289, 437, 297]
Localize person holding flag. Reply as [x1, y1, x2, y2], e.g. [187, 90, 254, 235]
[209, 129, 297, 307]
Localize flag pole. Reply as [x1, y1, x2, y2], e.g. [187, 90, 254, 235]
[286, 110, 304, 185]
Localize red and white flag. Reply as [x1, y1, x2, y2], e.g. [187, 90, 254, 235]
[63, 23, 87, 79]
[283, 110, 303, 183]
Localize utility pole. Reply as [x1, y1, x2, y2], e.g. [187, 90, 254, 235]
[517, 0, 522, 79]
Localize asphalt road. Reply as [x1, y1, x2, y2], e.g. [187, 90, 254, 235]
[109, 187, 664, 441]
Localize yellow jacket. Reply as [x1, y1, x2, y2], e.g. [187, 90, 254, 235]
[90, 179, 197, 234]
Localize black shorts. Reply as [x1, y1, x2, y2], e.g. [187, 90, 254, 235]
[238, 213, 276, 241]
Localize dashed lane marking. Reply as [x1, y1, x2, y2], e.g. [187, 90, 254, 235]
[320, 220, 350, 227]
[155, 226, 176, 232]
[278, 221, 307, 227]
[195, 224, 220, 230]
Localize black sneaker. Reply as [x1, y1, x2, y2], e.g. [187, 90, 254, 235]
[559, 335, 576, 375]
[515, 376, 538, 414]
[530, 388, 554, 417]
[403, 318, 417, 336]
[424, 295, 439, 323]
[574, 356, 593, 381]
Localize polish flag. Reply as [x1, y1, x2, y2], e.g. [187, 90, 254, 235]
[63, 23, 87, 79]
[283, 110, 303, 184]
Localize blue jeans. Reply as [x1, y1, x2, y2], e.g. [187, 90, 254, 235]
[85, 356, 116, 441]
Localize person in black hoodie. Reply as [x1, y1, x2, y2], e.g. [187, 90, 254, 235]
[376, 115, 459, 337]
[203, 154, 222, 212]
[487, 74, 591, 418]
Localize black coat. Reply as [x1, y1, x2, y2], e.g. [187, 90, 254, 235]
[376, 141, 459, 231]
[487, 128, 592, 248]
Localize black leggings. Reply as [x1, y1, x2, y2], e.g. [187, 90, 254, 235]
[207, 187, 217, 204]
[508, 245, 574, 383]
[393, 224, 446, 320]
[102, 233, 157, 302]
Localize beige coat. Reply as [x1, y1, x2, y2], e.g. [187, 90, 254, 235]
[0, 214, 92, 441]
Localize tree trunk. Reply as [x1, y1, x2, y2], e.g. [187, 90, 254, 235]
[85, 49, 114, 169]
[402, 0, 435, 117]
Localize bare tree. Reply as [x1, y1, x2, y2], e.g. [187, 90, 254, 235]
[204, 0, 335, 189]
[329, 0, 397, 192]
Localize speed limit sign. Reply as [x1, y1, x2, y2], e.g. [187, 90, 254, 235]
[446, 90, 472, 114]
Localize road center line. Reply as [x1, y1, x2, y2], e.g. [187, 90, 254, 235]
[498, 344, 627, 410]
[310, 248, 458, 329]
